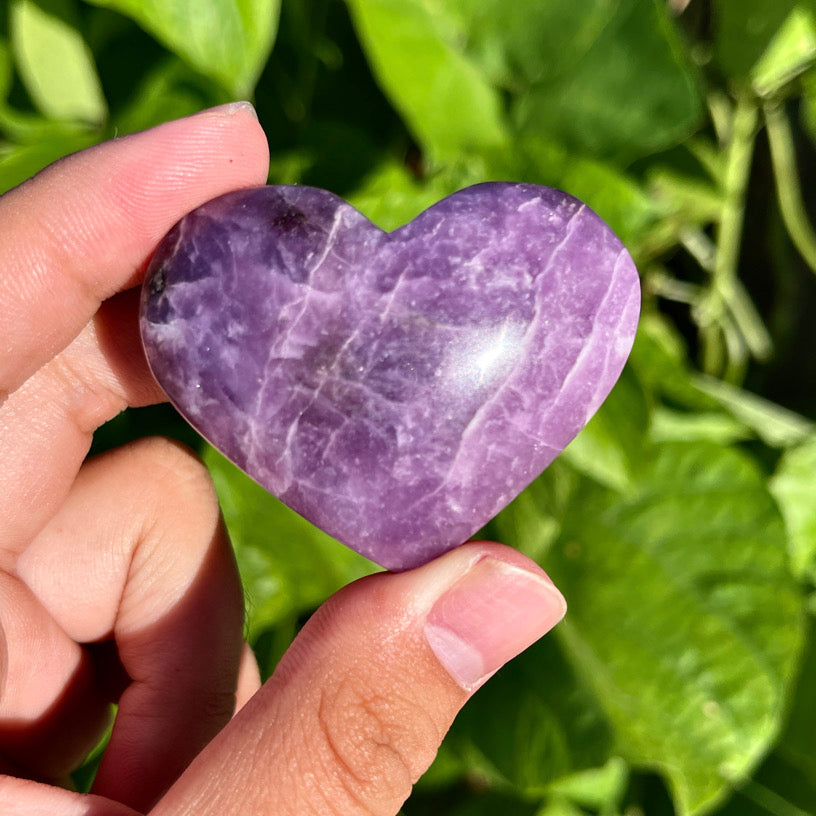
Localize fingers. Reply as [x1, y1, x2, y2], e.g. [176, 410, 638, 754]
[0, 572, 110, 781]
[0, 777, 142, 816]
[0, 104, 269, 558]
[15, 438, 247, 812]
[0, 101, 269, 402]
[0, 290, 164, 556]
[150, 542, 566, 816]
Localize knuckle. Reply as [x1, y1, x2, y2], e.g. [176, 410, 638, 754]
[117, 437, 225, 566]
[312, 675, 442, 814]
[127, 436, 217, 504]
[49, 346, 125, 434]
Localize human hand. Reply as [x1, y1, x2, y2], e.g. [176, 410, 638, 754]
[0, 104, 567, 815]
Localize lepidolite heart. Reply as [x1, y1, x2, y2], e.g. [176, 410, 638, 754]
[140, 183, 640, 570]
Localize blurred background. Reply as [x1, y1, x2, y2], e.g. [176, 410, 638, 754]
[2, 1, 816, 814]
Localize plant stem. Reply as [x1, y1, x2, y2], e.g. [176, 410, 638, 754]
[683, 225, 772, 369]
[715, 94, 757, 296]
[724, 273, 773, 362]
[647, 265, 700, 304]
[739, 779, 814, 816]
[703, 93, 773, 374]
[764, 100, 816, 275]
[692, 373, 815, 447]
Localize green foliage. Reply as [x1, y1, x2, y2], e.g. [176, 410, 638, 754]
[513, 0, 703, 161]
[344, 0, 509, 162]
[4, 1, 816, 814]
[203, 445, 378, 651]
[547, 441, 802, 815]
[82, 0, 280, 97]
[750, 7, 816, 99]
[9, 0, 106, 122]
[713, 0, 816, 78]
[771, 436, 816, 581]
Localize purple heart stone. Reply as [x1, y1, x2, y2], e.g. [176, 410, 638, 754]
[140, 183, 640, 570]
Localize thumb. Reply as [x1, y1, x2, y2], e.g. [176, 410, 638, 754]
[149, 541, 566, 816]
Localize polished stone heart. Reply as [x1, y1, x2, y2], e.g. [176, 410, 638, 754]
[140, 183, 640, 570]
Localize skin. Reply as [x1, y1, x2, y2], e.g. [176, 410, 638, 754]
[0, 104, 566, 815]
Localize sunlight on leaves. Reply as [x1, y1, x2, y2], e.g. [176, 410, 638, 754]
[549, 442, 804, 815]
[770, 435, 816, 581]
[751, 7, 816, 98]
[713, 0, 816, 78]
[546, 756, 629, 811]
[9, 0, 107, 123]
[514, 0, 702, 160]
[444, 0, 620, 89]
[83, 0, 281, 97]
[344, 0, 509, 162]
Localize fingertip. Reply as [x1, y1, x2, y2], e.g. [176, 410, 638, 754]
[158, 100, 269, 173]
[423, 546, 566, 692]
[100, 102, 271, 258]
[201, 100, 260, 121]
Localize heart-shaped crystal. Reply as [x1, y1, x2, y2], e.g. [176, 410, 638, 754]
[140, 183, 640, 569]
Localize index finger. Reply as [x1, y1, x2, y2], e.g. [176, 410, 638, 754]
[0, 102, 269, 401]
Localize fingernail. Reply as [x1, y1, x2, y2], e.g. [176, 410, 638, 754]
[205, 100, 258, 119]
[424, 557, 566, 692]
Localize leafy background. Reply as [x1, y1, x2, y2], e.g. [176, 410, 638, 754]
[2, 1, 816, 814]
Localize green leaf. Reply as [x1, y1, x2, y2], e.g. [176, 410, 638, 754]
[650, 408, 751, 445]
[0, 103, 77, 142]
[514, 0, 702, 161]
[9, 0, 107, 123]
[412, 738, 466, 791]
[494, 458, 581, 565]
[646, 167, 725, 226]
[549, 441, 804, 815]
[203, 445, 378, 640]
[713, 0, 816, 79]
[449, 635, 615, 795]
[82, 0, 281, 97]
[561, 366, 651, 493]
[111, 57, 218, 136]
[0, 125, 96, 193]
[546, 756, 629, 811]
[347, 156, 497, 232]
[628, 314, 723, 412]
[628, 313, 814, 450]
[776, 616, 816, 782]
[770, 435, 816, 580]
[442, 0, 621, 89]
[534, 800, 587, 816]
[751, 7, 816, 98]
[691, 375, 815, 449]
[348, 160, 458, 231]
[0, 38, 12, 104]
[344, 0, 509, 162]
